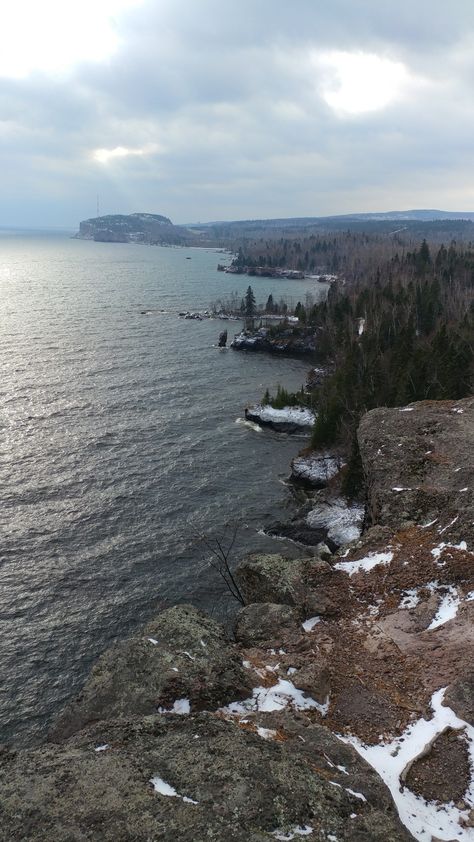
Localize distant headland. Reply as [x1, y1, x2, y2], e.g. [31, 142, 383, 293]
[74, 212, 200, 245]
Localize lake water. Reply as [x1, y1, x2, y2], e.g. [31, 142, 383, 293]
[0, 230, 328, 745]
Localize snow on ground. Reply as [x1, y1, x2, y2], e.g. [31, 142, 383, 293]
[150, 775, 198, 804]
[306, 500, 365, 547]
[221, 678, 329, 717]
[302, 616, 321, 631]
[399, 589, 421, 609]
[248, 404, 316, 427]
[291, 453, 342, 484]
[431, 540, 469, 561]
[398, 581, 469, 628]
[427, 586, 461, 629]
[334, 551, 393, 577]
[340, 688, 474, 842]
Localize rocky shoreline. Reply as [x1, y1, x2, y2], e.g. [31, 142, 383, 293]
[1, 398, 473, 841]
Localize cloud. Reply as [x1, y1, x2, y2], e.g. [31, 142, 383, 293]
[1, 0, 474, 226]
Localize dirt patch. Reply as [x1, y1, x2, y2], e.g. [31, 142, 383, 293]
[404, 727, 471, 803]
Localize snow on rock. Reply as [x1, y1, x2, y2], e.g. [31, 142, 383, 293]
[302, 616, 321, 632]
[334, 551, 393, 577]
[340, 688, 474, 842]
[221, 678, 329, 716]
[256, 726, 278, 740]
[272, 826, 314, 840]
[158, 698, 190, 715]
[246, 404, 316, 429]
[291, 453, 342, 485]
[150, 775, 198, 804]
[305, 500, 365, 547]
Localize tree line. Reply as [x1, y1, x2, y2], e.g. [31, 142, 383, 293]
[262, 239, 474, 496]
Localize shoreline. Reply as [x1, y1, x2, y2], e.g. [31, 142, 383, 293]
[2, 397, 472, 840]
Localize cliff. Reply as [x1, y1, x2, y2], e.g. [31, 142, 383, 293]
[75, 212, 199, 246]
[0, 398, 473, 841]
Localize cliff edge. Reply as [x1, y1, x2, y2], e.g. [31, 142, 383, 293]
[1, 398, 473, 842]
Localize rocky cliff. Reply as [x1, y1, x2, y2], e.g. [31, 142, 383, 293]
[1, 398, 473, 842]
[76, 212, 199, 245]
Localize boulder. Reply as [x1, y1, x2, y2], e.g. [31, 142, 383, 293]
[291, 661, 331, 705]
[358, 397, 474, 542]
[444, 671, 474, 726]
[0, 713, 413, 842]
[50, 605, 252, 742]
[234, 603, 302, 647]
[235, 553, 330, 607]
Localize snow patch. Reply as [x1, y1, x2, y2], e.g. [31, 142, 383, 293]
[272, 826, 313, 841]
[427, 586, 460, 629]
[340, 688, 474, 842]
[256, 726, 278, 741]
[221, 679, 329, 716]
[334, 551, 393, 577]
[302, 616, 321, 632]
[399, 589, 420, 609]
[345, 788, 367, 802]
[94, 744, 109, 752]
[147, 637, 158, 645]
[150, 775, 198, 804]
[399, 407, 415, 412]
[158, 698, 191, 715]
[431, 540, 469, 562]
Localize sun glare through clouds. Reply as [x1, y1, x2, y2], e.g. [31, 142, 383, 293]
[0, 0, 142, 78]
[317, 51, 411, 116]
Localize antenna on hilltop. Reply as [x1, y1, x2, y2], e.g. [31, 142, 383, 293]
[96, 194, 100, 218]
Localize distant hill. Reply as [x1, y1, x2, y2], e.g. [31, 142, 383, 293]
[190, 209, 474, 243]
[75, 213, 199, 245]
[76, 209, 474, 248]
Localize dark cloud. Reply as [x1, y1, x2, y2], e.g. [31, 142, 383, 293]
[1, 0, 474, 226]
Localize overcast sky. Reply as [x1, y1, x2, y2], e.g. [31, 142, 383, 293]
[1, 0, 474, 228]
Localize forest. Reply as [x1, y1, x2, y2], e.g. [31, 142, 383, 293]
[259, 238, 474, 496]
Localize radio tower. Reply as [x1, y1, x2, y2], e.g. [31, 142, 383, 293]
[96, 194, 100, 218]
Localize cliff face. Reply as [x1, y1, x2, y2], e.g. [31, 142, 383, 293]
[0, 398, 473, 842]
[76, 213, 199, 245]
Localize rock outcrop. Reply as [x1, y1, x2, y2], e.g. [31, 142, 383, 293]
[245, 404, 315, 433]
[1, 397, 473, 842]
[0, 713, 411, 842]
[50, 605, 252, 741]
[358, 397, 474, 544]
[76, 212, 198, 246]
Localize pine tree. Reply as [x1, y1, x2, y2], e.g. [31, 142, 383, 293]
[245, 285, 256, 316]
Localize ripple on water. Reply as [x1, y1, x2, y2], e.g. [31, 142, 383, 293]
[0, 232, 328, 745]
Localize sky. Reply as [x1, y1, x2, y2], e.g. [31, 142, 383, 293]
[1, 0, 474, 228]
